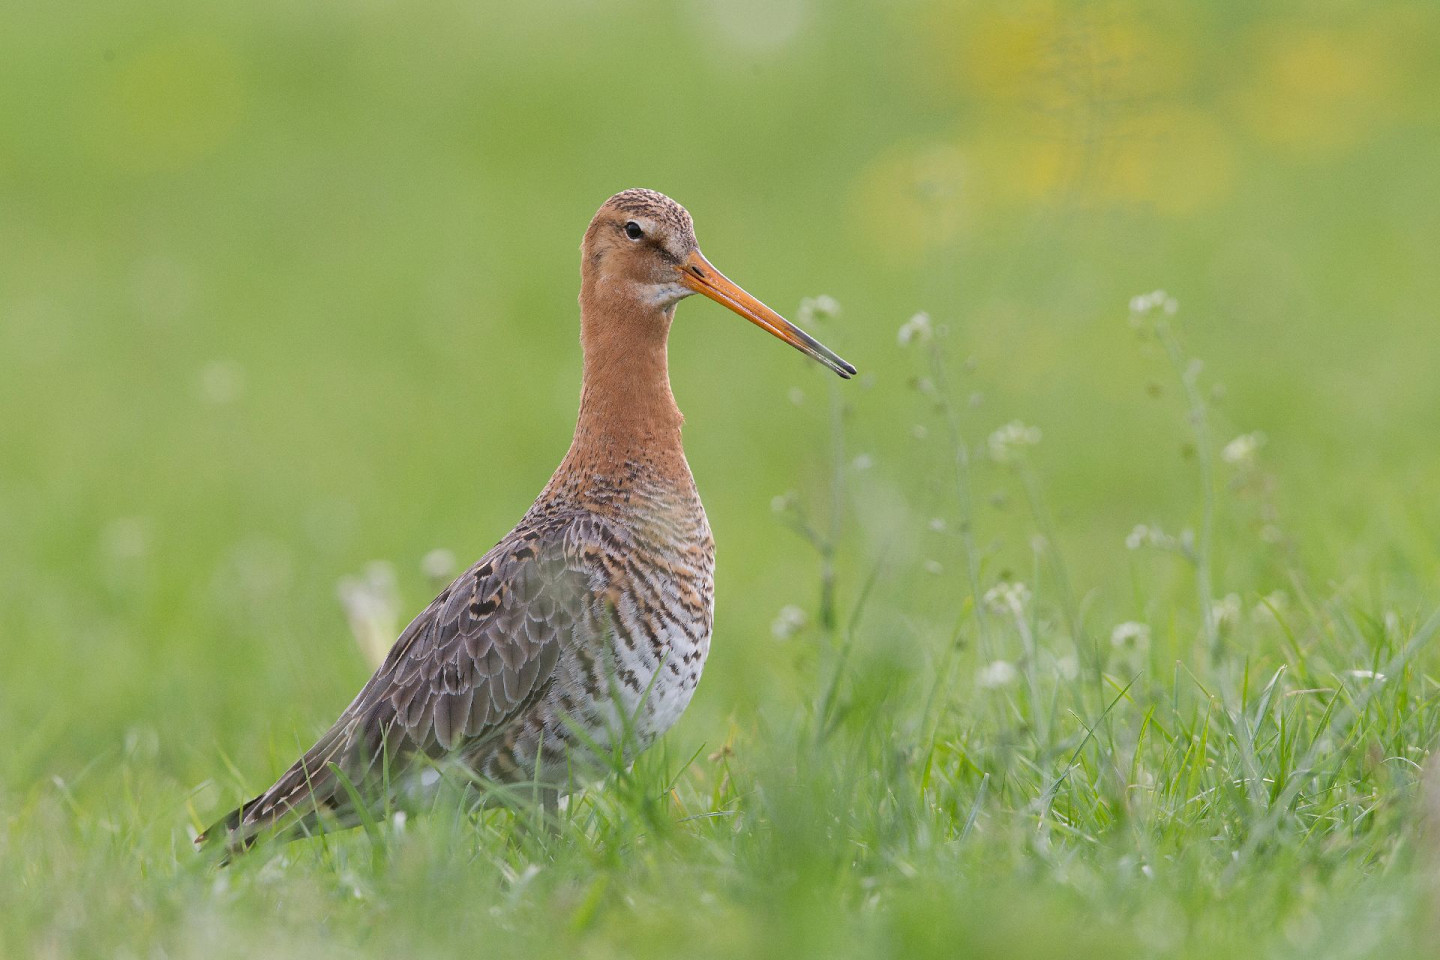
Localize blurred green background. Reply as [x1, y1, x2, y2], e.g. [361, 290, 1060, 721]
[3, 0, 1439, 938]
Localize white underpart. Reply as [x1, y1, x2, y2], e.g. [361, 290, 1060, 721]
[637, 280, 694, 308]
[615, 616, 706, 745]
[553, 608, 707, 763]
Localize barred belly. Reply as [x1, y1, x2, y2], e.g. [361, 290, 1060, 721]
[469, 504, 714, 787]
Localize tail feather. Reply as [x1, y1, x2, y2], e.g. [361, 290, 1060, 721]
[197, 722, 362, 857]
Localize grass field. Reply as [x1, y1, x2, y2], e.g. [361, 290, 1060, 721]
[4, 1, 1440, 957]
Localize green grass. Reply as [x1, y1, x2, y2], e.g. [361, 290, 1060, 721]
[7, 315, 1440, 959]
[4, 1, 1440, 957]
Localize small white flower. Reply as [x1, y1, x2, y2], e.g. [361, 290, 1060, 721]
[923, 559, 944, 575]
[983, 580, 1031, 616]
[771, 604, 808, 640]
[897, 311, 933, 347]
[988, 421, 1042, 463]
[1126, 524, 1179, 552]
[1221, 432, 1266, 467]
[1211, 594, 1242, 631]
[977, 660, 1018, 689]
[928, 517, 947, 532]
[1128, 289, 1179, 324]
[421, 548, 456, 582]
[798, 295, 841, 327]
[851, 454, 873, 471]
[1055, 654, 1080, 681]
[338, 561, 400, 668]
[1110, 621, 1151, 653]
[1346, 669, 1386, 682]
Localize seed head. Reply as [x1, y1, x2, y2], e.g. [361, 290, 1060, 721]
[988, 421, 1042, 463]
[770, 605, 807, 640]
[897, 312, 933, 347]
[983, 580, 1031, 616]
[1221, 432, 1266, 468]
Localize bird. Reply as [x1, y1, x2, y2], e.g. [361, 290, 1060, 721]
[197, 188, 856, 854]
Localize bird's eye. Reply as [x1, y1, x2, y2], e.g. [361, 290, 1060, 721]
[624, 221, 644, 241]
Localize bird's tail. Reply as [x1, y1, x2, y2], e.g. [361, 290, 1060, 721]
[196, 722, 362, 858]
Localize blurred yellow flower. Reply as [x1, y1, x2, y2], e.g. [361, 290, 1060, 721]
[90, 36, 245, 174]
[917, 0, 1194, 110]
[956, 107, 1234, 216]
[1236, 25, 1401, 154]
[902, 0, 1229, 217]
[1100, 108, 1236, 215]
[848, 143, 969, 265]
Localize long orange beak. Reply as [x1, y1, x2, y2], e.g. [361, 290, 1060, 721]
[679, 250, 856, 379]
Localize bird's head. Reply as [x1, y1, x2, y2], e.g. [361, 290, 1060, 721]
[581, 188, 855, 379]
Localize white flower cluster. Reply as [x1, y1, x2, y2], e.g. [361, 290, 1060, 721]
[797, 294, 841, 327]
[897, 311, 933, 347]
[1124, 524, 1193, 554]
[338, 561, 401, 669]
[770, 604, 808, 640]
[421, 547, 457, 582]
[1110, 621, 1151, 652]
[983, 580, 1031, 616]
[1211, 593, 1242, 631]
[909, 376, 937, 397]
[1221, 432, 1266, 468]
[1129, 289, 1179, 321]
[977, 659, 1018, 689]
[988, 421, 1042, 463]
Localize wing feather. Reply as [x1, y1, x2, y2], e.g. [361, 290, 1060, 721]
[199, 519, 598, 852]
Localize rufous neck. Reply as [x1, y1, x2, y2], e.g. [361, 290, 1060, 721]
[565, 283, 685, 472]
